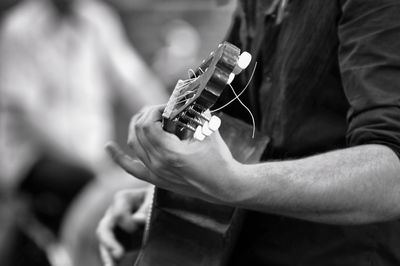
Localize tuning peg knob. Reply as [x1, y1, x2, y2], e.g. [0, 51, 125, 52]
[202, 109, 212, 121]
[194, 126, 206, 141]
[208, 116, 221, 131]
[227, 73, 235, 85]
[232, 51, 252, 75]
[202, 122, 213, 136]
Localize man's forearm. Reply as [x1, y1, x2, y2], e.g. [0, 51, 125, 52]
[234, 144, 400, 224]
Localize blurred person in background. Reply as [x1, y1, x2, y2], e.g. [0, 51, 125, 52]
[0, 0, 20, 19]
[0, 0, 167, 264]
[151, 19, 201, 90]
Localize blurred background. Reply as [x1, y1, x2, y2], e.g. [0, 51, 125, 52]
[0, 0, 235, 265]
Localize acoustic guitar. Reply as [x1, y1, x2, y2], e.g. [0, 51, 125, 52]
[134, 42, 269, 266]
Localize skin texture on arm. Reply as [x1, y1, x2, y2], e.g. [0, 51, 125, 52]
[236, 144, 400, 224]
[106, 105, 400, 226]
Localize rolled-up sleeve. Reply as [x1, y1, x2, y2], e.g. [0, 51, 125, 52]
[338, 0, 400, 158]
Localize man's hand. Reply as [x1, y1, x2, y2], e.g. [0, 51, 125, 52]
[105, 105, 243, 205]
[97, 187, 152, 266]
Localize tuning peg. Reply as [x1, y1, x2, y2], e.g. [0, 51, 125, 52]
[208, 116, 221, 131]
[202, 122, 213, 136]
[227, 73, 235, 85]
[185, 108, 220, 133]
[202, 109, 212, 121]
[194, 126, 206, 141]
[187, 107, 210, 122]
[232, 51, 252, 75]
[238, 51, 252, 69]
[173, 120, 195, 132]
[183, 114, 203, 127]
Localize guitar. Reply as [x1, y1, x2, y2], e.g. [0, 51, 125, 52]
[134, 42, 269, 266]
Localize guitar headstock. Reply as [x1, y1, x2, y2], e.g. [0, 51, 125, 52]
[162, 42, 251, 140]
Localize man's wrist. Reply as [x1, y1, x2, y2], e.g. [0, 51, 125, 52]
[222, 161, 258, 207]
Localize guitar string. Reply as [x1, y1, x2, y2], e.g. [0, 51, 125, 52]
[188, 69, 197, 78]
[167, 61, 257, 140]
[176, 76, 199, 89]
[173, 98, 194, 107]
[170, 67, 204, 105]
[172, 83, 197, 103]
[170, 96, 196, 109]
[174, 79, 198, 98]
[186, 62, 258, 138]
[177, 78, 196, 86]
[209, 62, 257, 138]
[211, 62, 257, 113]
[174, 88, 195, 97]
[175, 82, 195, 92]
[165, 82, 196, 114]
[176, 83, 195, 99]
[164, 72, 200, 115]
[173, 67, 204, 99]
[228, 83, 256, 138]
[173, 94, 196, 105]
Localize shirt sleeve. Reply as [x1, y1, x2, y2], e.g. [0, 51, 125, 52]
[338, 0, 400, 158]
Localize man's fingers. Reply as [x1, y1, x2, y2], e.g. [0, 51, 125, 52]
[129, 112, 155, 166]
[131, 197, 149, 223]
[105, 142, 150, 181]
[112, 196, 138, 232]
[99, 245, 115, 266]
[135, 203, 150, 221]
[134, 104, 180, 155]
[132, 187, 153, 223]
[97, 213, 125, 258]
[131, 210, 148, 223]
[116, 189, 149, 229]
[143, 114, 183, 150]
[126, 104, 164, 149]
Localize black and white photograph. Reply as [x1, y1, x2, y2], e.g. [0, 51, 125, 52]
[1, 0, 400, 266]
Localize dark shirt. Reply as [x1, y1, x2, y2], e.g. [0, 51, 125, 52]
[219, 0, 400, 265]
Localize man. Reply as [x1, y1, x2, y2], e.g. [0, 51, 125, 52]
[97, 0, 400, 265]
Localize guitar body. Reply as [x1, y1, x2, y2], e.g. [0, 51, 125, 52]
[135, 114, 269, 266]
